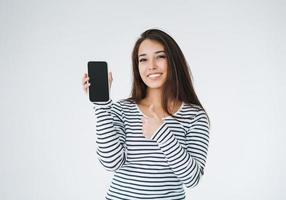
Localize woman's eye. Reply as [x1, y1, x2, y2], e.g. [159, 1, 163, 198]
[139, 58, 147, 63]
[158, 55, 166, 59]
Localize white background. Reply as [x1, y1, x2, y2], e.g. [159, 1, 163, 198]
[0, 0, 285, 199]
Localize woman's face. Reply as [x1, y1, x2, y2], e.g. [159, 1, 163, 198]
[138, 39, 168, 90]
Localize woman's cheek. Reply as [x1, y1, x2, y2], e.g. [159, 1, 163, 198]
[139, 67, 147, 80]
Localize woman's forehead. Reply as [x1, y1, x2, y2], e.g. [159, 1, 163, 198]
[138, 39, 165, 55]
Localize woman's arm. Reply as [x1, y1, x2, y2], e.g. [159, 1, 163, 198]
[93, 99, 126, 171]
[151, 109, 210, 188]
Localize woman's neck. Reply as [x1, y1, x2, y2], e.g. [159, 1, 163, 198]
[140, 88, 162, 108]
[141, 88, 181, 110]
[143, 88, 163, 108]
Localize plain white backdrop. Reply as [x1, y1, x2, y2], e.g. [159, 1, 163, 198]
[0, 0, 285, 199]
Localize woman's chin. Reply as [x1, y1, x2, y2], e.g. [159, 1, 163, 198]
[146, 83, 164, 89]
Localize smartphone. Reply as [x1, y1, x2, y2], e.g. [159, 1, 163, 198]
[87, 61, 109, 102]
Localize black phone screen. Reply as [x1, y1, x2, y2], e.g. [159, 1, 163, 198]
[88, 61, 109, 102]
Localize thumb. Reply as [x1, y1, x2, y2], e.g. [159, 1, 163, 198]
[108, 71, 113, 89]
[148, 104, 160, 120]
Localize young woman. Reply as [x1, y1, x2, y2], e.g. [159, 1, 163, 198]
[82, 29, 210, 200]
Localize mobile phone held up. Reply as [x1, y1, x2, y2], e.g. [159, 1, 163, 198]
[87, 61, 109, 102]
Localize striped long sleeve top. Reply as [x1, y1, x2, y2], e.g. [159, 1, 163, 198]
[93, 98, 210, 200]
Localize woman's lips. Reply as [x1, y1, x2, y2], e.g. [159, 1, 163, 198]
[148, 73, 162, 80]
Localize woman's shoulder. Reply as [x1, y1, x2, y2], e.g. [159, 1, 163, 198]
[114, 98, 135, 105]
[112, 98, 136, 110]
[183, 102, 204, 113]
[181, 102, 208, 120]
[180, 103, 209, 129]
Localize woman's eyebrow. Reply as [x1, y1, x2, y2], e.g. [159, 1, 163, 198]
[138, 50, 166, 58]
[138, 53, 146, 58]
[154, 50, 165, 54]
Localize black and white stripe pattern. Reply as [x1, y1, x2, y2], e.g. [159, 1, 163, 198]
[93, 99, 210, 200]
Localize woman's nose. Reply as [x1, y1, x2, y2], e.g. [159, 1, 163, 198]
[148, 58, 157, 70]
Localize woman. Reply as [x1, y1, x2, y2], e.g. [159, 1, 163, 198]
[82, 29, 210, 200]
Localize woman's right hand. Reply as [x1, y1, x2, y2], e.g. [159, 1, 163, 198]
[82, 72, 113, 95]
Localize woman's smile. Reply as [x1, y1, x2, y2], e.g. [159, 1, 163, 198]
[148, 73, 163, 80]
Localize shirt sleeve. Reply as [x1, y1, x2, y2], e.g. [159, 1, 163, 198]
[151, 108, 210, 188]
[92, 99, 127, 171]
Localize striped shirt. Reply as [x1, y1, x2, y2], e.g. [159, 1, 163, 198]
[92, 98, 210, 200]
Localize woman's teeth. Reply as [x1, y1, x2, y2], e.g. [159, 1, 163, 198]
[148, 73, 161, 78]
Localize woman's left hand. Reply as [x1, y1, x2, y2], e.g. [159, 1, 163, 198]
[142, 104, 164, 139]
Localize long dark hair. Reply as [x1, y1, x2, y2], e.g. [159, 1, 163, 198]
[127, 28, 209, 122]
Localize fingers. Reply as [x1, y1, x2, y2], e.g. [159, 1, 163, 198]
[82, 73, 89, 84]
[108, 71, 113, 89]
[82, 73, 90, 94]
[108, 71, 113, 81]
[83, 81, 90, 90]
